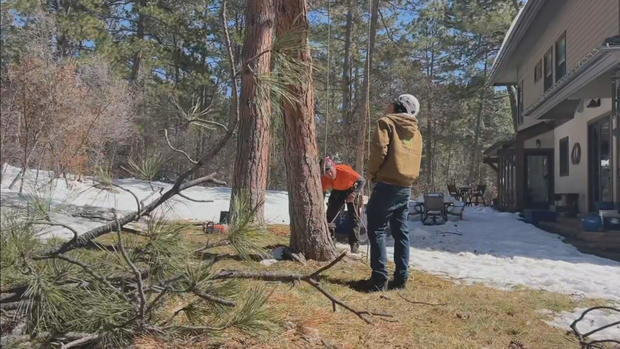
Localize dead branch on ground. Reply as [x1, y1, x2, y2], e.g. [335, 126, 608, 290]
[214, 251, 393, 324]
[570, 306, 620, 349]
[398, 293, 447, 306]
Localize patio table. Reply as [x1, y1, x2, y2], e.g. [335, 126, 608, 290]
[408, 200, 463, 220]
[459, 186, 472, 205]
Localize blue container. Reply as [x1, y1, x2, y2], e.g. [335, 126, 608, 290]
[582, 215, 603, 232]
[604, 217, 620, 230]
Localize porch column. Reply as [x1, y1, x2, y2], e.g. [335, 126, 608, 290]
[515, 134, 525, 211]
[614, 70, 620, 204]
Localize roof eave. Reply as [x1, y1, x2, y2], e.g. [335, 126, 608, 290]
[529, 47, 620, 120]
[490, 0, 548, 84]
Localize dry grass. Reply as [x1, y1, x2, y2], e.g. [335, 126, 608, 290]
[124, 223, 602, 349]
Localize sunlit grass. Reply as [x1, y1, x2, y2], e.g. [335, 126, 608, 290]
[133, 223, 602, 348]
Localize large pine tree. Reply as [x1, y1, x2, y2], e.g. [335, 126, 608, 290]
[230, 0, 276, 225]
[275, 0, 336, 261]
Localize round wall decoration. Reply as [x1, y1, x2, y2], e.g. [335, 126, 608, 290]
[571, 142, 581, 165]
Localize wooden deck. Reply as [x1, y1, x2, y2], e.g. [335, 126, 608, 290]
[537, 218, 620, 262]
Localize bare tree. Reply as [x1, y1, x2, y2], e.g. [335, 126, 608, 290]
[1, 49, 135, 189]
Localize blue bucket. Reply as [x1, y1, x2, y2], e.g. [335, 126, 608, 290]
[582, 215, 603, 232]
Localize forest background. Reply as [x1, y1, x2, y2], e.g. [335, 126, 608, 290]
[0, 0, 522, 198]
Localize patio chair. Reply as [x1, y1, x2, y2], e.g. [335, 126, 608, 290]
[447, 183, 461, 201]
[469, 184, 487, 206]
[422, 193, 449, 225]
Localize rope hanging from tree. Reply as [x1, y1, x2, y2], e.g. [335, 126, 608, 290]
[322, 0, 372, 193]
[365, 0, 372, 198]
[323, 0, 331, 157]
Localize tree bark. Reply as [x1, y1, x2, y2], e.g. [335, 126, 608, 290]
[130, 0, 146, 81]
[275, 0, 336, 261]
[341, 0, 354, 125]
[230, 0, 275, 225]
[468, 47, 488, 184]
[507, 84, 519, 132]
[353, 0, 379, 173]
[424, 41, 436, 189]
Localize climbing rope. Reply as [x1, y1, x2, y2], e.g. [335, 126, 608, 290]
[365, 0, 372, 199]
[323, 0, 331, 158]
[364, 0, 373, 264]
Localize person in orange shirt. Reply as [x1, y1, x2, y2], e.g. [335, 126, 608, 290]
[320, 157, 365, 253]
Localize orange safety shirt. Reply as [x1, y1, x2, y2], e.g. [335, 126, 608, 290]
[321, 164, 361, 193]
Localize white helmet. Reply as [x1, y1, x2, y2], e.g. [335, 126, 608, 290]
[396, 94, 420, 117]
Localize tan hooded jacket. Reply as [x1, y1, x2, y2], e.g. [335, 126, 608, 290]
[368, 113, 423, 187]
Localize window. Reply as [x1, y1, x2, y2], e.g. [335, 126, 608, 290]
[517, 80, 524, 125]
[534, 59, 542, 83]
[544, 47, 553, 91]
[559, 137, 569, 176]
[555, 32, 566, 81]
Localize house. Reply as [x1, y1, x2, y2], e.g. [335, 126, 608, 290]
[485, 0, 620, 214]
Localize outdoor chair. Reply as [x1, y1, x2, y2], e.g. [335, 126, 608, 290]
[447, 183, 461, 201]
[469, 184, 487, 206]
[422, 193, 449, 225]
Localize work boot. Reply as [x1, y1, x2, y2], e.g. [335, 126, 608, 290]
[350, 242, 360, 254]
[367, 279, 388, 292]
[388, 279, 407, 290]
[389, 275, 411, 290]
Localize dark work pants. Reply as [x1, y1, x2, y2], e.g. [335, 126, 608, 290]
[326, 189, 361, 245]
[366, 182, 411, 284]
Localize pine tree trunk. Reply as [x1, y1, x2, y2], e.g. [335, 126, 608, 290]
[468, 48, 488, 184]
[130, 0, 145, 81]
[275, 0, 336, 261]
[507, 84, 519, 132]
[230, 0, 275, 226]
[425, 46, 436, 189]
[354, 0, 379, 173]
[341, 0, 354, 125]
[425, 98, 434, 189]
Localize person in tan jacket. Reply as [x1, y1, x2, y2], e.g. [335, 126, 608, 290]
[365, 94, 422, 292]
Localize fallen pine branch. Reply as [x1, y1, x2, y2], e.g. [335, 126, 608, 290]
[0, 4, 243, 347]
[38, 173, 226, 257]
[177, 192, 214, 203]
[193, 290, 236, 307]
[213, 251, 393, 324]
[59, 333, 100, 349]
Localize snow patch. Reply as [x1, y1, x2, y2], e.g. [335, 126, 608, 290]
[546, 306, 620, 341]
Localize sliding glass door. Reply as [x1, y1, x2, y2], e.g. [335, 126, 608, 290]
[589, 116, 613, 210]
[525, 151, 553, 209]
